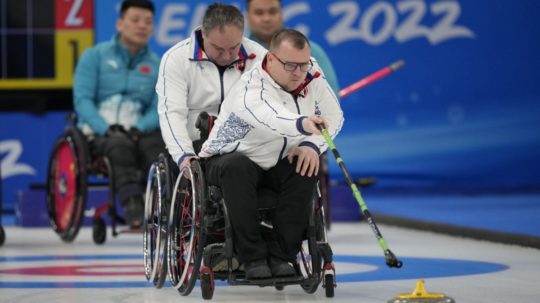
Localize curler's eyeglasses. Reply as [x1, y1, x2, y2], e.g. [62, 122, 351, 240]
[271, 52, 313, 72]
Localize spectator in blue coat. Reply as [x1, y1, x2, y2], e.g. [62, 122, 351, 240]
[246, 0, 340, 96]
[73, 0, 163, 228]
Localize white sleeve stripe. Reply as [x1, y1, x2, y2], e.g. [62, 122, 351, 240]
[258, 79, 278, 114]
[161, 47, 185, 154]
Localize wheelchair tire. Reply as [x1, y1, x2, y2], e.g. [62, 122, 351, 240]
[324, 274, 335, 297]
[143, 161, 168, 288]
[0, 225, 5, 246]
[167, 160, 206, 296]
[299, 244, 321, 294]
[47, 127, 88, 242]
[200, 267, 214, 300]
[300, 196, 324, 294]
[92, 217, 107, 245]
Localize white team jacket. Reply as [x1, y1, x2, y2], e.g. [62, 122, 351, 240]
[199, 58, 344, 170]
[156, 28, 268, 164]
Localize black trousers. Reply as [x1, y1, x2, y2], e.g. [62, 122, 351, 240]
[90, 130, 165, 204]
[204, 152, 318, 264]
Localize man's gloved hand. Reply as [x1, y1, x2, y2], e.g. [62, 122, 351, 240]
[105, 124, 127, 137]
[128, 127, 143, 141]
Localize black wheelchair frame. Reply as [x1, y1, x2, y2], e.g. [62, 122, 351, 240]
[143, 154, 337, 299]
[47, 123, 135, 245]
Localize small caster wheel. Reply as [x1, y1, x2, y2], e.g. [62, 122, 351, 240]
[324, 274, 335, 298]
[92, 218, 107, 244]
[200, 269, 214, 300]
[0, 226, 5, 246]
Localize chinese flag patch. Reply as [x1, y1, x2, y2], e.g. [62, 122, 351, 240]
[139, 65, 151, 74]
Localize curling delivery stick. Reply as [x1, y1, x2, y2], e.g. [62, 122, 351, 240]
[317, 124, 403, 268]
[339, 60, 405, 98]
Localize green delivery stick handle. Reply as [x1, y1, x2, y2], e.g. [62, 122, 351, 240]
[317, 124, 403, 268]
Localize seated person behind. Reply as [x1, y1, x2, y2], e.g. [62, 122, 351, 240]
[199, 29, 344, 279]
[156, 3, 267, 171]
[73, 0, 164, 228]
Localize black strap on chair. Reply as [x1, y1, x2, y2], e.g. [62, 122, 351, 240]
[193, 112, 216, 154]
[195, 111, 216, 144]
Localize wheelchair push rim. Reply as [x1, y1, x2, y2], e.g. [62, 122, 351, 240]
[167, 160, 206, 295]
[143, 162, 168, 287]
[298, 194, 325, 293]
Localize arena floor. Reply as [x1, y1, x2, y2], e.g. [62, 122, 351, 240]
[1, 223, 538, 303]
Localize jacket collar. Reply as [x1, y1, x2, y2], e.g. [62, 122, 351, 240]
[190, 27, 253, 63]
[112, 34, 149, 59]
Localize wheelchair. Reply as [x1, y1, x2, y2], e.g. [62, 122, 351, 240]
[143, 115, 336, 299]
[143, 112, 213, 288]
[143, 152, 177, 287]
[47, 121, 134, 245]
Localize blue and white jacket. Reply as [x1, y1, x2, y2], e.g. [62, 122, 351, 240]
[73, 35, 160, 135]
[199, 57, 344, 170]
[157, 28, 267, 165]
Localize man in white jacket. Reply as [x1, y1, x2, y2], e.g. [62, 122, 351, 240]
[156, 3, 267, 171]
[200, 29, 344, 280]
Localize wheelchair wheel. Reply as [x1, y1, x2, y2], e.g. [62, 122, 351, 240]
[298, 243, 321, 293]
[299, 196, 323, 294]
[0, 226, 4, 246]
[143, 161, 168, 288]
[92, 217, 106, 244]
[167, 160, 206, 296]
[324, 273, 335, 297]
[200, 266, 214, 300]
[47, 127, 88, 242]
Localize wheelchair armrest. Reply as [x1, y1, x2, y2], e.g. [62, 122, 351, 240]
[195, 112, 216, 143]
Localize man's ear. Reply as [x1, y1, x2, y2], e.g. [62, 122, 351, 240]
[201, 29, 207, 41]
[115, 18, 122, 32]
[266, 52, 273, 63]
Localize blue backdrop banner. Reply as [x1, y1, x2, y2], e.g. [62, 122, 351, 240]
[2, 0, 539, 208]
[1, 112, 67, 208]
[94, 0, 540, 190]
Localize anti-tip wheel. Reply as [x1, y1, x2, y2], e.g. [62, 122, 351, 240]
[92, 218, 107, 245]
[200, 270, 214, 300]
[324, 274, 335, 298]
[0, 226, 5, 246]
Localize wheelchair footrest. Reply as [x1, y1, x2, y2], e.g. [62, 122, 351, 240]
[228, 274, 305, 287]
[203, 243, 238, 272]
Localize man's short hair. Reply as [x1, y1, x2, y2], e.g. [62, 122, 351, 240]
[120, 0, 155, 17]
[202, 3, 244, 34]
[246, 0, 282, 10]
[269, 28, 310, 52]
